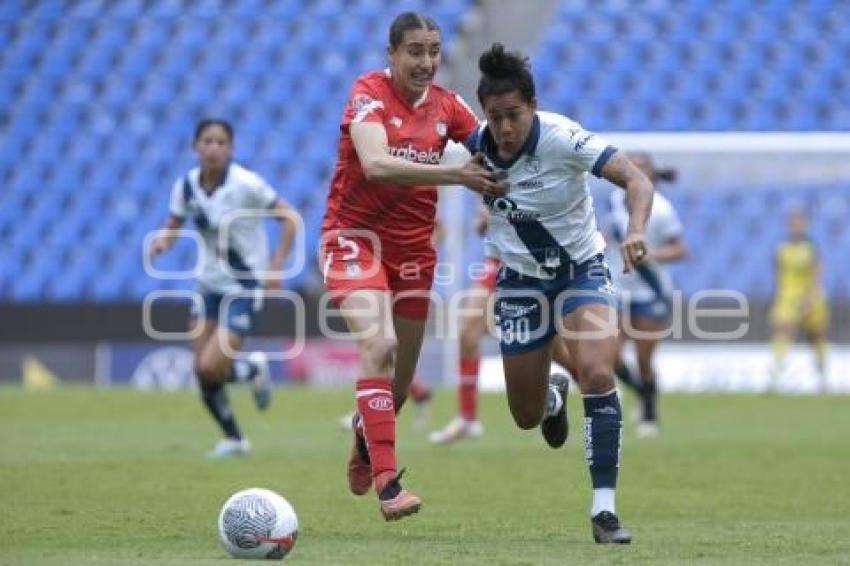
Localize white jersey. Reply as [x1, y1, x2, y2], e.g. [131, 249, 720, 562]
[468, 111, 614, 279]
[169, 162, 278, 294]
[606, 189, 683, 302]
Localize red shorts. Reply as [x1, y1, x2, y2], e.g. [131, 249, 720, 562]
[321, 232, 436, 320]
[472, 257, 501, 293]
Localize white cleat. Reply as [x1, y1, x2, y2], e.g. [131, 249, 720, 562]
[635, 421, 660, 438]
[206, 438, 251, 459]
[429, 417, 483, 445]
[248, 351, 271, 410]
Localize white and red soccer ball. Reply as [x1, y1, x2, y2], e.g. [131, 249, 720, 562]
[218, 488, 298, 560]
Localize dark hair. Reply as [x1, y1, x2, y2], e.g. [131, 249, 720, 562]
[477, 43, 536, 107]
[194, 118, 234, 143]
[388, 12, 440, 48]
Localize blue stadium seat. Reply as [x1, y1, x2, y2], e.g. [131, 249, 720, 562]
[6, 1, 847, 303]
[147, 0, 183, 18]
[109, 0, 146, 18]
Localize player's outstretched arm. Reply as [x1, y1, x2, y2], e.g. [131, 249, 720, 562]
[266, 199, 297, 289]
[148, 215, 184, 257]
[600, 150, 654, 272]
[350, 122, 505, 196]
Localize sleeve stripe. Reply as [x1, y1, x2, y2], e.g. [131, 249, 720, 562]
[591, 145, 618, 177]
[352, 100, 385, 123]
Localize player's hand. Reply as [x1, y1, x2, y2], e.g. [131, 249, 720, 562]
[460, 153, 507, 197]
[620, 233, 648, 273]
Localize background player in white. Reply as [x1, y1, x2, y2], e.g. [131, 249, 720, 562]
[606, 152, 687, 437]
[149, 119, 297, 459]
[470, 44, 654, 543]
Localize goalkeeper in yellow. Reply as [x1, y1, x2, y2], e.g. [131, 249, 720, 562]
[769, 210, 829, 392]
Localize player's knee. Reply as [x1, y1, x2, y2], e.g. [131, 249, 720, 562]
[195, 359, 226, 383]
[512, 407, 543, 430]
[362, 336, 398, 370]
[507, 398, 544, 429]
[459, 324, 480, 357]
[579, 362, 616, 394]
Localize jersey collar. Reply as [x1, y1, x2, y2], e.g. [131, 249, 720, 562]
[482, 113, 541, 170]
[197, 161, 231, 195]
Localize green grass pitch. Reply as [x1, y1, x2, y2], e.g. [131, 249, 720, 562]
[1, 386, 849, 565]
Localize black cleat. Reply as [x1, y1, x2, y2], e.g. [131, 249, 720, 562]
[541, 373, 570, 448]
[591, 511, 632, 544]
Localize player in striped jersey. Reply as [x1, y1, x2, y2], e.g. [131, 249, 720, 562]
[470, 44, 655, 543]
[606, 153, 686, 437]
[149, 119, 297, 459]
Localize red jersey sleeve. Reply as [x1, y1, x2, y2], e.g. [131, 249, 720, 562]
[447, 92, 480, 143]
[340, 75, 387, 130]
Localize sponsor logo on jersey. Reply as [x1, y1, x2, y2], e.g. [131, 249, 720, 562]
[517, 179, 544, 190]
[573, 132, 595, 151]
[389, 116, 403, 128]
[435, 120, 447, 137]
[387, 144, 442, 164]
[486, 196, 541, 222]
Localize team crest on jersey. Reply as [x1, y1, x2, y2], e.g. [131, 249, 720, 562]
[525, 155, 541, 173]
[389, 116, 402, 128]
[435, 120, 447, 137]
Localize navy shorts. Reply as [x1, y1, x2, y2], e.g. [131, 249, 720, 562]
[190, 290, 263, 336]
[625, 297, 673, 323]
[495, 254, 617, 356]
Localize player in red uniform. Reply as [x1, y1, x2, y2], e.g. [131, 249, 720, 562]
[320, 12, 504, 521]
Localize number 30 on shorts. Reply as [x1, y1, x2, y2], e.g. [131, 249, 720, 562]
[500, 317, 531, 345]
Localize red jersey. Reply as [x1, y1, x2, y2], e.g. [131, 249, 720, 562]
[322, 70, 479, 249]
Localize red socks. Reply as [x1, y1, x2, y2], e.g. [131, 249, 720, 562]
[356, 377, 396, 479]
[459, 357, 479, 421]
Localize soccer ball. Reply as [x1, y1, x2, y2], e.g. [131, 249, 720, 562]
[217, 488, 298, 560]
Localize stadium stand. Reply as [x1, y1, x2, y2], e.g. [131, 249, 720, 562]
[0, 0, 847, 302]
[0, 0, 472, 301]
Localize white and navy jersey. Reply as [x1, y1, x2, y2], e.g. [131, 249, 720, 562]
[467, 111, 616, 279]
[169, 162, 278, 294]
[606, 189, 683, 302]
